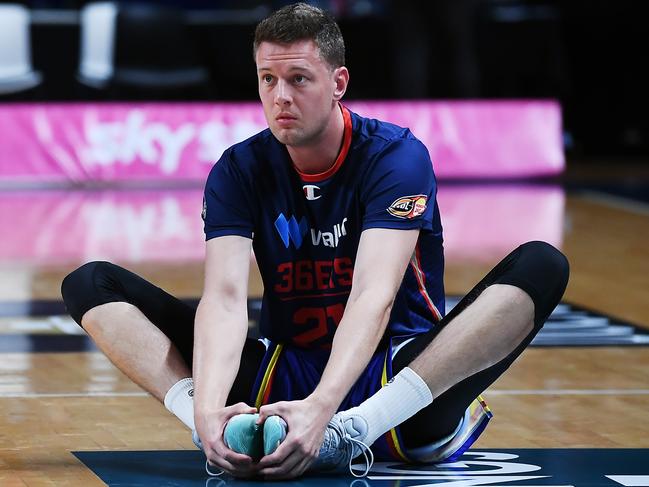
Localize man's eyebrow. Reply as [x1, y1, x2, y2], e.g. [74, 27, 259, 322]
[287, 65, 314, 72]
[257, 65, 315, 73]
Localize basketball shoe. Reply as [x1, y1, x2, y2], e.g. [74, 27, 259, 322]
[223, 413, 264, 459]
[310, 412, 374, 477]
[259, 411, 373, 477]
[192, 429, 203, 450]
[192, 430, 223, 477]
[192, 414, 287, 477]
[196, 412, 373, 477]
[406, 396, 493, 463]
[192, 413, 287, 459]
[262, 415, 288, 456]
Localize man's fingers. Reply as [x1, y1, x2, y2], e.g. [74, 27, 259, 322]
[207, 450, 257, 477]
[257, 402, 284, 423]
[259, 449, 304, 478]
[262, 449, 316, 479]
[206, 455, 236, 475]
[207, 441, 255, 470]
[229, 402, 258, 416]
[295, 455, 315, 476]
[222, 450, 254, 466]
[214, 442, 255, 467]
[276, 455, 314, 480]
[256, 409, 269, 424]
[256, 434, 296, 467]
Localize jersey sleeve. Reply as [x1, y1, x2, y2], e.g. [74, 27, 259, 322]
[361, 138, 436, 231]
[202, 151, 255, 241]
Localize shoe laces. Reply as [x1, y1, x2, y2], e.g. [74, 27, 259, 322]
[205, 460, 224, 477]
[328, 418, 374, 478]
[193, 432, 223, 478]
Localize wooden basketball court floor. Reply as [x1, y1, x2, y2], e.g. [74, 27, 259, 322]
[1, 163, 648, 486]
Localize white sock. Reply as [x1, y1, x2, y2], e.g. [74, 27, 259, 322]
[163, 377, 195, 430]
[344, 367, 433, 446]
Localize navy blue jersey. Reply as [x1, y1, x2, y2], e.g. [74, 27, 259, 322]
[203, 106, 444, 348]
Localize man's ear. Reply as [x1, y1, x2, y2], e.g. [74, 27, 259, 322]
[333, 67, 349, 101]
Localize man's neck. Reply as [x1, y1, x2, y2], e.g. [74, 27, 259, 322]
[287, 105, 345, 175]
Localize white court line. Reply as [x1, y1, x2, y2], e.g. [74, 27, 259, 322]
[580, 190, 649, 216]
[0, 391, 149, 398]
[607, 475, 649, 486]
[1, 389, 649, 399]
[486, 389, 649, 396]
[49, 315, 86, 335]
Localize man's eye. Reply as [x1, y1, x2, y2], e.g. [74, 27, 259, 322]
[294, 75, 306, 84]
[263, 74, 273, 83]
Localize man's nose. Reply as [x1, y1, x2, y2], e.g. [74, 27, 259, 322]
[275, 79, 292, 105]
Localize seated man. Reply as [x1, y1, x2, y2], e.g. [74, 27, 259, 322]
[61, 2, 569, 480]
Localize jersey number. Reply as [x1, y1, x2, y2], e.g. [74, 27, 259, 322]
[292, 304, 344, 348]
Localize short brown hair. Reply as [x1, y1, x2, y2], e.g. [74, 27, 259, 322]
[253, 2, 345, 69]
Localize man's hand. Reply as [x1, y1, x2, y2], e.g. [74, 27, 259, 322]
[195, 402, 258, 478]
[256, 398, 335, 479]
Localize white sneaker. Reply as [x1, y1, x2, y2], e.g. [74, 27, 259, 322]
[406, 396, 493, 463]
[310, 412, 374, 477]
[192, 430, 223, 477]
[192, 429, 203, 450]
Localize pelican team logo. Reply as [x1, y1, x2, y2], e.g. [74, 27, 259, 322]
[387, 194, 428, 219]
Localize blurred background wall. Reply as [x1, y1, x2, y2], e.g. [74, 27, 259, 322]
[2, 0, 647, 158]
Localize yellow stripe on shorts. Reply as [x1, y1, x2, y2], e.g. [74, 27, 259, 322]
[254, 344, 283, 408]
[382, 352, 409, 462]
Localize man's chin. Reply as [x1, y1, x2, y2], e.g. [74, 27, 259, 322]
[271, 128, 306, 147]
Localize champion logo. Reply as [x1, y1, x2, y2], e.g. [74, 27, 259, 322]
[188, 389, 194, 397]
[303, 184, 322, 201]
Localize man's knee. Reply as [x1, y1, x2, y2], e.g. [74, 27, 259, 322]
[511, 241, 570, 327]
[518, 241, 570, 291]
[61, 261, 121, 327]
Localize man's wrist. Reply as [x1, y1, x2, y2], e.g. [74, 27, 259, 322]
[194, 397, 227, 417]
[307, 390, 340, 416]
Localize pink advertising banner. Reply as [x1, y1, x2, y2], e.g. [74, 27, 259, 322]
[0, 186, 564, 265]
[0, 101, 563, 185]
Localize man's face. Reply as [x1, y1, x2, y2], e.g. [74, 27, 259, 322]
[255, 39, 344, 147]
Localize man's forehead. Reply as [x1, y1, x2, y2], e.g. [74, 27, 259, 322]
[256, 40, 324, 67]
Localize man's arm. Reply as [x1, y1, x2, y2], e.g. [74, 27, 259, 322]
[257, 227, 420, 478]
[193, 235, 258, 476]
[314, 227, 420, 410]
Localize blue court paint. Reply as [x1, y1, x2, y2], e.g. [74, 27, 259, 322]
[73, 449, 649, 486]
[0, 334, 97, 353]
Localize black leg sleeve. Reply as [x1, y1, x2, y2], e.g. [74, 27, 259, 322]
[61, 261, 198, 364]
[60, 261, 265, 404]
[393, 241, 569, 448]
